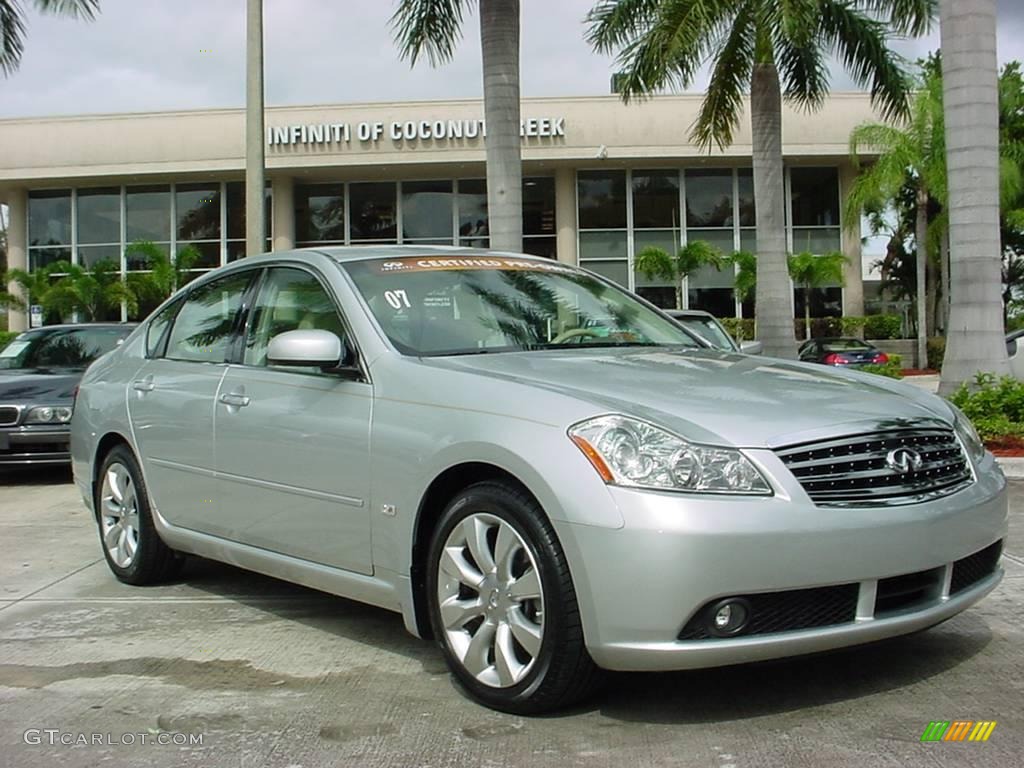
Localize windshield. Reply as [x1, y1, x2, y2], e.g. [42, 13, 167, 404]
[677, 317, 737, 351]
[0, 327, 130, 370]
[342, 256, 700, 356]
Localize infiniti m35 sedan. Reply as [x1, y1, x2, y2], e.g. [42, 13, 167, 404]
[71, 246, 1006, 713]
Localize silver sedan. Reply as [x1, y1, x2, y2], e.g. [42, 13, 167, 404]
[71, 246, 1007, 713]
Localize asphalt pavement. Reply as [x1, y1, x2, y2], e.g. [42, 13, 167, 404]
[0, 467, 1021, 768]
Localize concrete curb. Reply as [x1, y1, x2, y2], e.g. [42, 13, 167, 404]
[996, 456, 1024, 479]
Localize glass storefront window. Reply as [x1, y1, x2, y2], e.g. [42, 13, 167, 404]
[176, 183, 220, 240]
[457, 179, 488, 242]
[685, 229, 734, 256]
[29, 248, 71, 271]
[177, 241, 221, 270]
[685, 170, 733, 227]
[77, 187, 121, 245]
[350, 182, 397, 241]
[402, 180, 453, 241]
[578, 170, 627, 229]
[632, 170, 680, 229]
[792, 227, 842, 254]
[522, 236, 556, 259]
[688, 288, 735, 317]
[29, 190, 71, 247]
[791, 167, 840, 227]
[126, 185, 171, 243]
[226, 182, 272, 242]
[295, 183, 345, 243]
[78, 244, 121, 269]
[523, 177, 555, 235]
[737, 169, 755, 227]
[579, 230, 628, 260]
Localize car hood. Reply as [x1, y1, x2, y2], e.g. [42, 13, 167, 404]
[423, 348, 954, 448]
[0, 369, 80, 403]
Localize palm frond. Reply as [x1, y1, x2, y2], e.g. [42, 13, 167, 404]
[819, 0, 912, 122]
[34, 0, 98, 18]
[634, 245, 676, 281]
[775, 32, 829, 111]
[0, 0, 27, 77]
[584, 0, 661, 53]
[390, 0, 468, 67]
[692, 1, 755, 150]
[858, 0, 936, 37]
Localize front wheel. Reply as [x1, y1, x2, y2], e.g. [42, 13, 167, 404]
[426, 481, 600, 713]
[95, 445, 182, 585]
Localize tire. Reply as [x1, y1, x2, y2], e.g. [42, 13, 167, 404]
[426, 480, 601, 714]
[94, 445, 182, 585]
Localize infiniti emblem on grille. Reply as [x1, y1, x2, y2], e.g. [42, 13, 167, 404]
[887, 447, 924, 474]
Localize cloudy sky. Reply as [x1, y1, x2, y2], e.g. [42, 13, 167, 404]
[2, 0, 1024, 119]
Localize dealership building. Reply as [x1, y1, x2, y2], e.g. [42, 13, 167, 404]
[0, 93, 881, 331]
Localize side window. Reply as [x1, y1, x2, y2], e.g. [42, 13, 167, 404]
[244, 267, 347, 368]
[146, 300, 181, 358]
[165, 272, 254, 363]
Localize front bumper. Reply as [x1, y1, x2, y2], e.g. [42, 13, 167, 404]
[558, 450, 1008, 672]
[0, 425, 71, 466]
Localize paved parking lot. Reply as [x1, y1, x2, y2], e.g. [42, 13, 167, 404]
[0, 468, 1022, 768]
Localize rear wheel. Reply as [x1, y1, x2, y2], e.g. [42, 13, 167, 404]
[96, 445, 181, 585]
[426, 481, 600, 713]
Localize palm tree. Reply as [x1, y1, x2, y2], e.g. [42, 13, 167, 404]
[847, 69, 945, 370]
[124, 241, 200, 310]
[634, 240, 723, 309]
[392, 0, 522, 252]
[586, 0, 932, 359]
[788, 251, 848, 340]
[938, 0, 1010, 392]
[3, 258, 133, 321]
[1, 0, 99, 76]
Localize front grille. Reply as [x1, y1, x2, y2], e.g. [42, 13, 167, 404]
[775, 428, 972, 506]
[0, 406, 19, 426]
[678, 584, 859, 640]
[875, 567, 943, 616]
[950, 540, 1003, 595]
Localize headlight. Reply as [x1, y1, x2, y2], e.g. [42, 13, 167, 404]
[569, 415, 771, 495]
[23, 405, 73, 425]
[950, 405, 986, 463]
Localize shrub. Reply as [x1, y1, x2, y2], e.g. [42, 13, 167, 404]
[0, 331, 19, 351]
[839, 316, 867, 336]
[719, 317, 755, 342]
[864, 314, 903, 339]
[862, 353, 903, 379]
[927, 336, 946, 371]
[949, 373, 1024, 440]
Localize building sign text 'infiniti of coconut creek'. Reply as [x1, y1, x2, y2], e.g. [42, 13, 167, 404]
[267, 116, 566, 148]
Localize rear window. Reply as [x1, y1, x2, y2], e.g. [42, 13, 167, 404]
[821, 340, 873, 352]
[0, 327, 130, 369]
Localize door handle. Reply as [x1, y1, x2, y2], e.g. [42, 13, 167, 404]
[132, 378, 155, 393]
[218, 392, 251, 408]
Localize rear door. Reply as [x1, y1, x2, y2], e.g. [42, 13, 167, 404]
[213, 265, 373, 574]
[127, 270, 258, 533]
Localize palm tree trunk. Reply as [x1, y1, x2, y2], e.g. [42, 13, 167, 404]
[245, 0, 265, 257]
[479, 0, 522, 253]
[915, 186, 929, 369]
[750, 62, 794, 359]
[941, 228, 951, 333]
[804, 288, 811, 340]
[938, 0, 1010, 393]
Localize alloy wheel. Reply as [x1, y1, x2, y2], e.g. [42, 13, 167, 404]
[99, 462, 140, 568]
[436, 513, 545, 688]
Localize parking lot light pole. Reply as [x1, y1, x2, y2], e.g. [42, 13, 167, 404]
[246, 0, 265, 257]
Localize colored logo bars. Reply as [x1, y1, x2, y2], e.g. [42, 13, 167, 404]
[921, 721, 997, 742]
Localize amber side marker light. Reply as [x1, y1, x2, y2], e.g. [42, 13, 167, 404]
[570, 435, 615, 483]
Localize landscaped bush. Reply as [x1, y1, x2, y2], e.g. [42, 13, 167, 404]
[927, 336, 946, 371]
[839, 316, 867, 336]
[861, 353, 903, 379]
[719, 317, 755, 342]
[0, 331, 19, 351]
[949, 373, 1024, 440]
[863, 314, 903, 340]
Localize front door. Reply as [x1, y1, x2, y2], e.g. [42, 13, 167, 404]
[127, 270, 257, 533]
[213, 266, 373, 574]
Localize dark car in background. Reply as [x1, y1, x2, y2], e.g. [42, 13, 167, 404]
[0, 324, 135, 467]
[665, 310, 763, 354]
[799, 337, 889, 368]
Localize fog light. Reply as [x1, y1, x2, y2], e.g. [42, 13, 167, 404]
[708, 598, 750, 636]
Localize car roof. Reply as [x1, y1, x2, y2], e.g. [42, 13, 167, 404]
[20, 323, 137, 332]
[288, 244, 559, 265]
[815, 337, 875, 344]
[666, 309, 715, 320]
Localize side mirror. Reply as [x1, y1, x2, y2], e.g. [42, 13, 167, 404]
[267, 329, 354, 371]
[740, 340, 763, 355]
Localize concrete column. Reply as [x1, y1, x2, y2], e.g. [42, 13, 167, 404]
[245, 0, 266, 257]
[554, 166, 577, 265]
[5, 188, 28, 332]
[272, 176, 295, 251]
[839, 161, 865, 319]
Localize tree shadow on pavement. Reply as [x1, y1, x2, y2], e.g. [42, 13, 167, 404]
[0, 466, 73, 486]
